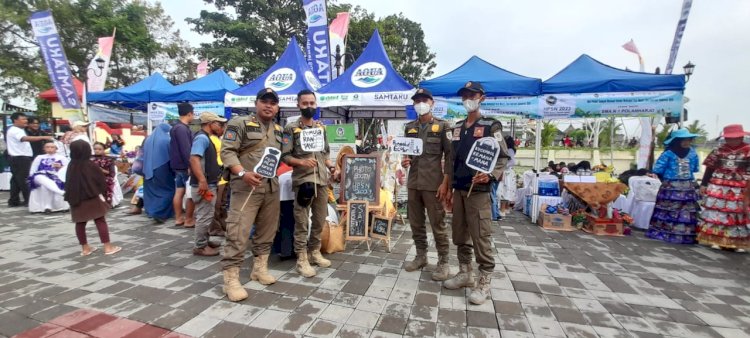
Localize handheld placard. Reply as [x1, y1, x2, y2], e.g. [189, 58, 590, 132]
[301, 128, 325, 196]
[389, 137, 423, 156]
[241, 147, 281, 211]
[465, 137, 500, 197]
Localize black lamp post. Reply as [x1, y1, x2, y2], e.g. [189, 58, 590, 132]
[88, 57, 106, 77]
[683, 61, 695, 82]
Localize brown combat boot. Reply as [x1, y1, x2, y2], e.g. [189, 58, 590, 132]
[404, 251, 428, 272]
[222, 267, 248, 302]
[443, 263, 475, 289]
[308, 249, 331, 268]
[250, 254, 276, 285]
[296, 251, 317, 278]
[469, 271, 492, 305]
[193, 246, 219, 256]
[432, 256, 450, 281]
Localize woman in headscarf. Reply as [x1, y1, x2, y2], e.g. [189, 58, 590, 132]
[646, 129, 701, 244]
[64, 140, 121, 256]
[28, 141, 69, 213]
[142, 123, 175, 223]
[697, 124, 750, 252]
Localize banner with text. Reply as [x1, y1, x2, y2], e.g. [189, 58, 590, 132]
[538, 91, 683, 120]
[431, 96, 541, 120]
[29, 10, 83, 121]
[147, 102, 225, 121]
[303, 0, 332, 85]
[86, 36, 115, 92]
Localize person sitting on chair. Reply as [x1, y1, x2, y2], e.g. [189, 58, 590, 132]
[28, 141, 69, 213]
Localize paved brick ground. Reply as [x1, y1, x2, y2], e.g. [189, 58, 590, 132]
[1, 191, 749, 338]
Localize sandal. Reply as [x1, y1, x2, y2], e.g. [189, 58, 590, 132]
[104, 246, 122, 255]
[81, 247, 98, 256]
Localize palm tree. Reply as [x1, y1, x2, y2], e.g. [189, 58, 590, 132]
[541, 121, 558, 147]
[598, 118, 623, 148]
[685, 120, 709, 143]
[656, 124, 674, 147]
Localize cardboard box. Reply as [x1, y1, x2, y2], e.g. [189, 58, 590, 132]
[583, 214, 624, 236]
[538, 206, 574, 231]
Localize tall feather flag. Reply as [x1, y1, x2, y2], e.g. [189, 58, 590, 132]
[196, 60, 209, 78]
[86, 30, 116, 92]
[622, 39, 645, 72]
[329, 12, 350, 79]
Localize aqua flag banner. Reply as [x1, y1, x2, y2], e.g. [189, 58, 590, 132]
[431, 96, 541, 120]
[147, 102, 225, 121]
[538, 91, 683, 119]
[29, 10, 82, 112]
[303, 0, 332, 85]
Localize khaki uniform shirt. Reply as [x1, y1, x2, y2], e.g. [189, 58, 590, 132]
[281, 119, 331, 187]
[404, 117, 453, 191]
[220, 114, 283, 193]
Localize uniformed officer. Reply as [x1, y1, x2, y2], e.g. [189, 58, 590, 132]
[443, 81, 510, 305]
[220, 88, 284, 302]
[281, 89, 336, 278]
[401, 88, 453, 281]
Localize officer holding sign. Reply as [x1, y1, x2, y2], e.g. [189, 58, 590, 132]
[444, 81, 510, 305]
[220, 88, 284, 301]
[281, 89, 336, 278]
[401, 88, 453, 281]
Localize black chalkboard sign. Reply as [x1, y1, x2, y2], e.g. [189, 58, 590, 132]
[346, 200, 369, 240]
[370, 215, 391, 240]
[341, 154, 380, 206]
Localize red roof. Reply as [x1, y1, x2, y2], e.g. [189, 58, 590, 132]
[38, 78, 85, 102]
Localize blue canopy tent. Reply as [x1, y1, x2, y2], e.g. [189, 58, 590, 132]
[88, 72, 173, 104]
[317, 29, 414, 119]
[150, 69, 239, 102]
[226, 37, 320, 112]
[419, 56, 542, 120]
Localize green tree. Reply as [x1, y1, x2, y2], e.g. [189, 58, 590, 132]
[655, 123, 673, 147]
[0, 0, 193, 115]
[541, 121, 558, 147]
[685, 120, 708, 143]
[188, 1, 436, 85]
[598, 118, 623, 148]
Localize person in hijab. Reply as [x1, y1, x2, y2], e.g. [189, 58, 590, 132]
[64, 140, 121, 256]
[697, 124, 750, 252]
[142, 123, 175, 223]
[646, 129, 700, 244]
[28, 141, 69, 213]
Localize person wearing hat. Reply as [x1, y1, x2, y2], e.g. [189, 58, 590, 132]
[400, 88, 453, 281]
[68, 120, 92, 146]
[280, 89, 336, 278]
[646, 128, 701, 245]
[698, 124, 750, 252]
[443, 81, 510, 305]
[188, 112, 228, 257]
[220, 88, 284, 301]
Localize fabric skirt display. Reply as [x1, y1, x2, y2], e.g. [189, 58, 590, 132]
[697, 178, 749, 250]
[143, 163, 175, 220]
[646, 179, 700, 244]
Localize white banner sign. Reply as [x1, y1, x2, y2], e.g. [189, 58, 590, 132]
[317, 90, 415, 107]
[390, 137, 423, 156]
[300, 128, 325, 152]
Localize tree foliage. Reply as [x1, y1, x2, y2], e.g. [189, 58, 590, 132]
[0, 0, 193, 113]
[541, 121, 558, 147]
[598, 118, 623, 148]
[685, 119, 708, 143]
[188, 1, 436, 85]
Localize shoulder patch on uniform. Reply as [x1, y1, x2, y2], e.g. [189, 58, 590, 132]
[282, 133, 291, 145]
[275, 124, 282, 131]
[293, 128, 302, 133]
[431, 124, 440, 133]
[446, 130, 453, 141]
[246, 121, 259, 127]
[224, 128, 238, 141]
[407, 128, 418, 134]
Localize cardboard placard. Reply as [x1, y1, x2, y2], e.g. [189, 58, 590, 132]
[390, 137, 423, 156]
[341, 154, 380, 206]
[346, 200, 369, 240]
[466, 137, 500, 174]
[300, 128, 325, 152]
[253, 147, 281, 178]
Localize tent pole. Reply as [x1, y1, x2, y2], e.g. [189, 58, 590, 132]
[534, 122, 542, 171]
[610, 116, 615, 169]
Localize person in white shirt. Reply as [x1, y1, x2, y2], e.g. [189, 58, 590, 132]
[6, 113, 53, 207]
[28, 141, 69, 213]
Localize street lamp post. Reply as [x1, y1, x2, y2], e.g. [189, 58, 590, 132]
[683, 61, 695, 82]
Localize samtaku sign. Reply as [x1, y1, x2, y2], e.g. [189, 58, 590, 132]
[318, 90, 415, 107]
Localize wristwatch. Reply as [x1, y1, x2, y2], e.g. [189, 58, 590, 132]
[237, 170, 246, 177]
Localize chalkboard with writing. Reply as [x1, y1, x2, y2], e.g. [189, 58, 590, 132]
[370, 215, 391, 239]
[346, 200, 369, 240]
[341, 154, 380, 206]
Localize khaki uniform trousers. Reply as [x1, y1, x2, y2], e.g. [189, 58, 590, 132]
[407, 188, 450, 260]
[451, 190, 495, 273]
[293, 184, 329, 252]
[221, 184, 280, 270]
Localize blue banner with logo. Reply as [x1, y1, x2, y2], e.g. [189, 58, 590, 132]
[29, 11, 82, 113]
[431, 96, 541, 120]
[538, 91, 683, 119]
[303, 0, 332, 85]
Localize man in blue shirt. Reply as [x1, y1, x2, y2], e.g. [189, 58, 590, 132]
[189, 112, 227, 256]
[170, 103, 195, 227]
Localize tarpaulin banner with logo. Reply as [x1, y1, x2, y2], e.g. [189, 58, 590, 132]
[147, 102, 225, 121]
[318, 90, 415, 107]
[303, 0, 332, 85]
[29, 10, 84, 121]
[430, 96, 541, 120]
[86, 36, 115, 92]
[225, 66, 321, 108]
[538, 91, 683, 120]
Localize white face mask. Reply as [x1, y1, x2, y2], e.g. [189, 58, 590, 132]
[414, 102, 431, 116]
[463, 99, 481, 113]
